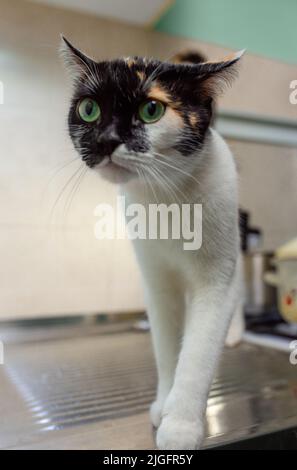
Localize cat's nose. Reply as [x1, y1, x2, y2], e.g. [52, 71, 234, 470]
[97, 123, 122, 156]
[99, 138, 121, 156]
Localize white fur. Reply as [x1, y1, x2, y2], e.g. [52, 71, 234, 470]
[119, 129, 243, 450]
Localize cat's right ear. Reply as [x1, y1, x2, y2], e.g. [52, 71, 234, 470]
[60, 35, 96, 79]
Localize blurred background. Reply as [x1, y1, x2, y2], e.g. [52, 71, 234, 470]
[1, 0, 297, 319]
[0, 0, 297, 450]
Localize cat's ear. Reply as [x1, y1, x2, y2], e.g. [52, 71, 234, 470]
[195, 49, 245, 96]
[60, 35, 96, 79]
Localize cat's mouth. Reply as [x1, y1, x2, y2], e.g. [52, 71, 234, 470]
[96, 156, 119, 170]
[96, 155, 135, 172]
[93, 154, 137, 184]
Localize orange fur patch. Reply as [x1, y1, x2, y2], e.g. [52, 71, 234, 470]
[125, 57, 135, 68]
[148, 82, 183, 118]
[148, 82, 171, 103]
[189, 113, 198, 126]
[136, 70, 145, 81]
[170, 100, 183, 111]
[220, 52, 237, 63]
[206, 51, 241, 65]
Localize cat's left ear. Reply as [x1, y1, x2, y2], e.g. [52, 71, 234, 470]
[195, 49, 245, 96]
[60, 35, 96, 79]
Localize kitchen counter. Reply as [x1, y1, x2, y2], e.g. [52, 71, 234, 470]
[0, 317, 297, 450]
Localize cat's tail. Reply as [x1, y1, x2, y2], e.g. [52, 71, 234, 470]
[171, 50, 207, 64]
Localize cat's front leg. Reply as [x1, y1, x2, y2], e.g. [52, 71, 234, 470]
[143, 270, 184, 429]
[156, 264, 240, 450]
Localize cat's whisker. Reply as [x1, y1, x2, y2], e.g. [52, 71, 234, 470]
[150, 166, 175, 202]
[137, 163, 160, 204]
[49, 163, 84, 224]
[138, 166, 150, 201]
[113, 152, 196, 201]
[144, 160, 183, 207]
[147, 163, 178, 202]
[138, 166, 150, 202]
[152, 153, 201, 186]
[144, 171, 160, 204]
[44, 157, 80, 190]
[63, 165, 88, 219]
[153, 163, 189, 204]
[151, 166, 179, 204]
[41, 157, 81, 215]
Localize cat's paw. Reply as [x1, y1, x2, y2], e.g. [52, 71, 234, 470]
[150, 400, 164, 428]
[156, 416, 204, 450]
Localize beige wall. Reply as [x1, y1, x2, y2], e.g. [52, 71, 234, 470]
[0, 0, 297, 319]
[0, 0, 150, 319]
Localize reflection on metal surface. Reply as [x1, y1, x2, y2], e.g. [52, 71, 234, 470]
[0, 320, 297, 448]
[4, 327, 156, 433]
[205, 345, 297, 447]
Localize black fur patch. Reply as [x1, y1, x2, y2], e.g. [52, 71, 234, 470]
[63, 38, 241, 166]
[68, 59, 153, 167]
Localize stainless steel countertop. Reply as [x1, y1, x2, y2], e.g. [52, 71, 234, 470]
[0, 318, 297, 449]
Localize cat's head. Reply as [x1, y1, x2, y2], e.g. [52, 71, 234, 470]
[62, 37, 243, 185]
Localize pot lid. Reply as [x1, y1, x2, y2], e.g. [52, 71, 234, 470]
[276, 237, 297, 260]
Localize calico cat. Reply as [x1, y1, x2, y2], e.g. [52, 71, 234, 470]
[61, 37, 244, 450]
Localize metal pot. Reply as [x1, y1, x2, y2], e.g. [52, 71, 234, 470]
[243, 252, 277, 315]
[264, 238, 297, 323]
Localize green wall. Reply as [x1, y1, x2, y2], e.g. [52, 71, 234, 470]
[155, 0, 297, 64]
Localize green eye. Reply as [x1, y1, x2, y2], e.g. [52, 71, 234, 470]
[139, 100, 165, 124]
[77, 98, 101, 123]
